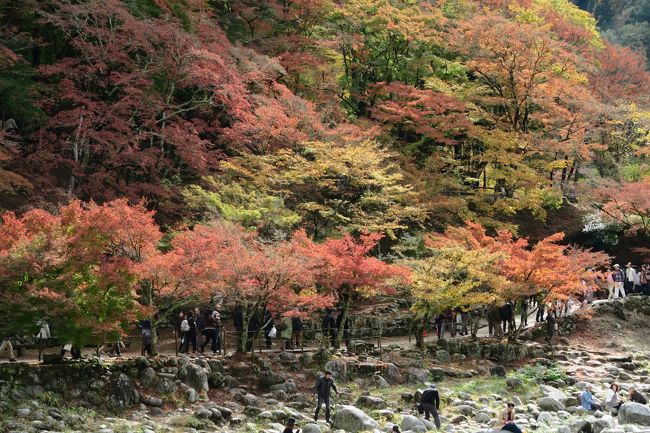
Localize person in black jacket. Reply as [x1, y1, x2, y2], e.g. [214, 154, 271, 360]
[283, 417, 299, 433]
[420, 384, 441, 428]
[314, 370, 338, 423]
[322, 310, 336, 347]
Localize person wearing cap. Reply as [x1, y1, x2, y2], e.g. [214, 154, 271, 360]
[612, 264, 626, 298]
[420, 384, 441, 428]
[283, 417, 300, 433]
[314, 370, 338, 423]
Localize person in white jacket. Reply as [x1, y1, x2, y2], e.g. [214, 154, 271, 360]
[626, 263, 638, 294]
[605, 383, 623, 412]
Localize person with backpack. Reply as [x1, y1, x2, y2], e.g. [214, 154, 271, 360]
[419, 384, 441, 428]
[182, 310, 197, 353]
[313, 370, 338, 423]
[179, 312, 191, 353]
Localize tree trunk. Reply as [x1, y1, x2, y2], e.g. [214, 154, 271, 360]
[335, 294, 351, 349]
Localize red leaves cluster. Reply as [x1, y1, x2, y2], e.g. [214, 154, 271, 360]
[369, 83, 470, 145]
[432, 221, 609, 302]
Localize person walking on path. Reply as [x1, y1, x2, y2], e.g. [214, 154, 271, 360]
[640, 265, 649, 295]
[625, 263, 638, 294]
[322, 310, 336, 347]
[420, 384, 441, 428]
[194, 307, 205, 350]
[581, 385, 602, 411]
[291, 315, 303, 349]
[629, 386, 647, 404]
[201, 310, 220, 354]
[140, 319, 153, 356]
[501, 402, 523, 433]
[314, 370, 338, 423]
[181, 310, 197, 353]
[535, 295, 546, 322]
[280, 315, 293, 350]
[179, 312, 190, 353]
[613, 264, 626, 298]
[545, 309, 556, 344]
[263, 307, 274, 348]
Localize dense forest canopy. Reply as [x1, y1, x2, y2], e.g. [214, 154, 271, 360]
[0, 0, 649, 350]
[1, 0, 648, 242]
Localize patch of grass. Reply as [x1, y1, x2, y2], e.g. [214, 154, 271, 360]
[517, 362, 568, 383]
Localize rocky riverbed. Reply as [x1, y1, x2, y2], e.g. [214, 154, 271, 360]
[1, 297, 650, 433]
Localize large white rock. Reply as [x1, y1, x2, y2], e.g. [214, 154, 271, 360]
[401, 414, 429, 433]
[618, 402, 650, 426]
[331, 405, 379, 432]
[538, 397, 566, 412]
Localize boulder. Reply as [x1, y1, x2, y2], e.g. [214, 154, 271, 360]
[259, 371, 286, 388]
[325, 360, 348, 381]
[490, 366, 507, 377]
[140, 395, 163, 407]
[476, 412, 491, 424]
[618, 402, 650, 425]
[436, 350, 451, 363]
[592, 418, 613, 433]
[401, 414, 428, 433]
[538, 411, 554, 424]
[110, 373, 138, 406]
[331, 405, 379, 432]
[570, 420, 592, 433]
[456, 405, 474, 416]
[506, 377, 523, 388]
[373, 375, 390, 388]
[407, 368, 430, 383]
[538, 397, 566, 412]
[181, 364, 209, 392]
[355, 396, 388, 409]
[302, 423, 321, 433]
[186, 388, 199, 404]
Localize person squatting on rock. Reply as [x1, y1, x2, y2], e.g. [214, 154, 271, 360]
[314, 370, 338, 423]
[501, 402, 523, 433]
[419, 383, 441, 428]
[581, 384, 603, 411]
[283, 417, 300, 433]
[628, 386, 647, 405]
[605, 383, 623, 412]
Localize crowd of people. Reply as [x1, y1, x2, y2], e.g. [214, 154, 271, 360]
[581, 383, 647, 411]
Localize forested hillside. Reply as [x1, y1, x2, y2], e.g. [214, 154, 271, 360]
[1, 0, 649, 248]
[573, 0, 650, 64]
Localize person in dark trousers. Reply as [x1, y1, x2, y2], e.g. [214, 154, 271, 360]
[500, 301, 514, 334]
[545, 310, 556, 344]
[291, 315, 303, 349]
[322, 310, 336, 347]
[535, 296, 546, 322]
[177, 311, 187, 353]
[519, 299, 528, 327]
[201, 310, 219, 354]
[263, 307, 274, 348]
[314, 370, 338, 423]
[181, 310, 197, 353]
[420, 383, 441, 428]
[194, 307, 205, 350]
[283, 417, 300, 433]
[233, 305, 244, 348]
[140, 319, 152, 356]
